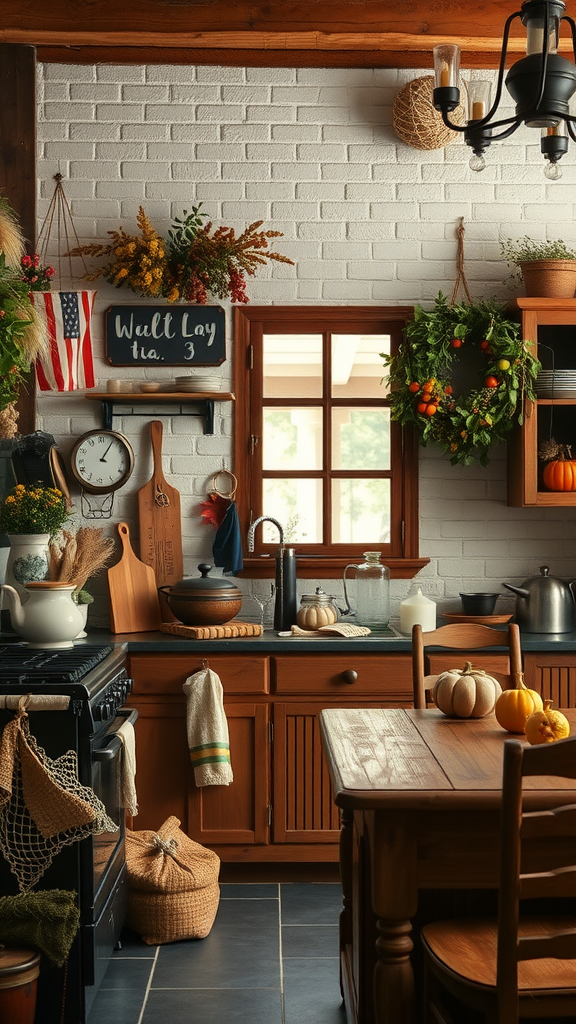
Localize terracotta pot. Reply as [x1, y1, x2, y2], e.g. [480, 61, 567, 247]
[520, 259, 576, 298]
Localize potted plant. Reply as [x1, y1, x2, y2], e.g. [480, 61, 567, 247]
[500, 236, 576, 298]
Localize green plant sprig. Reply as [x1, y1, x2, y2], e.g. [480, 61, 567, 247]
[382, 292, 540, 467]
[500, 236, 576, 266]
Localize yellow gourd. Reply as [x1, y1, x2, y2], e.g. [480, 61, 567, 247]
[296, 602, 338, 630]
[494, 671, 543, 734]
[432, 662, 502, 719]
[524, 699, 571, 745]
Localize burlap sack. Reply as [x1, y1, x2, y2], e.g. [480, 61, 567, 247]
[125, 815, 220, 944]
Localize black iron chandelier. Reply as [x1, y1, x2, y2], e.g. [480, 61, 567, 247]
[433, 0, 576, 178]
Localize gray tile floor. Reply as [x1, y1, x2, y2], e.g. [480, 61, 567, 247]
[88, 883, 346, 1024]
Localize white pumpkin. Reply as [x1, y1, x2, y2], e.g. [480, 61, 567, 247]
[431, 661, 502, 719]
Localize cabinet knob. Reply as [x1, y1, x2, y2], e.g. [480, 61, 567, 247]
[341, 669, 358, 685]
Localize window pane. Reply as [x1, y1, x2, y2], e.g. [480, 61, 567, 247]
[262, 478, 323, 543]
[263, 333, 323, 398]
[332, 408, 390, 470]
[263, 407, 322, 470]
[331, 334, 390, 399]
[332, 479, 390, 544]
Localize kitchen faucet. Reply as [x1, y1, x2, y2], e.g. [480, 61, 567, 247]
[247, 516, 297, 630]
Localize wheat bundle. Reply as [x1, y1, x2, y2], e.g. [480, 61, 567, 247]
[49, 527, 115, 592]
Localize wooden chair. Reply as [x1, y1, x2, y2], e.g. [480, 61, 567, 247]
[420, 734, 576, 1024]
[412, 621, 523, 709]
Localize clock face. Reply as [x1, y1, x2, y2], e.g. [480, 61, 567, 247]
[70, 430, 135, 494]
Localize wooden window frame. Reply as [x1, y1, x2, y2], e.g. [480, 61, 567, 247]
[234, 305, 428, 580]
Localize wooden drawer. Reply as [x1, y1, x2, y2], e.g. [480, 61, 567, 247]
[128, 653, 269, 695]
[272, 653, 412, 699]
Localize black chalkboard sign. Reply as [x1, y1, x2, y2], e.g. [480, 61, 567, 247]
[105, 305, 226, 366]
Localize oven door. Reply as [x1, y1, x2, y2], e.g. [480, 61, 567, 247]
[89, 708, 138, 914]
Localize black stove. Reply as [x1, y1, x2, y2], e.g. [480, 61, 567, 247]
[0, 641, 134, 1023]
[0, 642, 132, 733]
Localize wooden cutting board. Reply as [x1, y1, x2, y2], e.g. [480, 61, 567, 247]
[138, 420, 183, 620]
[160, 621, 263, 639]
[108, 522, 161, 633]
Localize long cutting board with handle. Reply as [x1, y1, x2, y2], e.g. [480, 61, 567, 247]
[108, 522, 161, 633]
[138, 420, 183, 616]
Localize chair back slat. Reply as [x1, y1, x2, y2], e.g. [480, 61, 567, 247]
[521, 805, 576, 839]
[520, 865, 576, 899]
[518, 930, 576, 962]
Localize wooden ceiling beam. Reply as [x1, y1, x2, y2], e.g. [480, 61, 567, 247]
[2, 1, 575, 68]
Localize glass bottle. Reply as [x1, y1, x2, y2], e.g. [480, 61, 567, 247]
[343, 551, 390, 630]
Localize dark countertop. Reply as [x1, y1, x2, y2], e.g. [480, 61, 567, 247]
[69, 627, 576, 654]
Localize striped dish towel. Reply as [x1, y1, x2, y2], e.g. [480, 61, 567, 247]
[182, 667, 233, 787]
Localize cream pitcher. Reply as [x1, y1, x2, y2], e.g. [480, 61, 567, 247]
[1, 581, 85, 649]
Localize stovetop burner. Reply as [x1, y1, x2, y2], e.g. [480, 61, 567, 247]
[0, 643, 115, 684]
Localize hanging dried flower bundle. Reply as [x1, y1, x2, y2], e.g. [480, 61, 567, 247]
[67, 204, 294, 304]
[0, 196, 50, 422]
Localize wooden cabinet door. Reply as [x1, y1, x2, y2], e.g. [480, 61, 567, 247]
[132, 699, 192, 832]
[523, 652, 576, 707]
[188, 701, 270, 846]
[273, 702, 340, 844]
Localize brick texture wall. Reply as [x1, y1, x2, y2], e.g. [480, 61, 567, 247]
[34, 63, 576, 626]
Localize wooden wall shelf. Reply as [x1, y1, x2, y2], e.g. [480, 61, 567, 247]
[84, 391, 235, 433]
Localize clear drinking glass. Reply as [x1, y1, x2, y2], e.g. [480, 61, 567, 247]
[253, 583, 276, 628]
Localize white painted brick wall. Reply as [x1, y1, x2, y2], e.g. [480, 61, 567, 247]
[32, 62, 576, 627]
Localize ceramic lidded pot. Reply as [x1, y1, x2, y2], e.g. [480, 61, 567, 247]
[159, 564, 242, 626]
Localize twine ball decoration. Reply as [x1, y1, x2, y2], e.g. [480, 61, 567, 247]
[393, 75, 466, 151]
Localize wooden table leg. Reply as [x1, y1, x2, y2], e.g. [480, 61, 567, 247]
[339, 807, 353, 999]
[369, 810, 418, 1024]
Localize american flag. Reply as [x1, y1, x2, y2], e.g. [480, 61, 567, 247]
[35, 290, 96, 392]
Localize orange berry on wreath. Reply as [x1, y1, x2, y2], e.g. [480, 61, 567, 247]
[452, 338, 463, 348]
[408, 382, 420, 393]
[421, 393, 431, 403]
[425, 404, 437, 416]
[444, 385, 453, 395]
[479, 339, 490, 351]
[417, 402, 428, 414]
[485, 375, 499, 389]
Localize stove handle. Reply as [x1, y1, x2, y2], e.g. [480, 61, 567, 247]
[92, 708, 138, 761]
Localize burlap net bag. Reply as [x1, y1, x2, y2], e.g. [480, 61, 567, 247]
[125, 815, 220, 944]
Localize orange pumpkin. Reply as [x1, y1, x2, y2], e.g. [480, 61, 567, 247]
[494, 671, 543, 733]
[543, 448, 576, 492]
[524, 699, 571, 744]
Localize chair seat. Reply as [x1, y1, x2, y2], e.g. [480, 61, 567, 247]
[422, 917, 576, 992]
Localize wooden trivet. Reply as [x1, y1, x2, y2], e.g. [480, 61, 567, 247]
[160, 620, 263, 639]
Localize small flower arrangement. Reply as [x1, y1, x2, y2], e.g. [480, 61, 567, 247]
[0, 484, 71, 536]
[67, 204, 294, 304]
[20, 253, 56, 291]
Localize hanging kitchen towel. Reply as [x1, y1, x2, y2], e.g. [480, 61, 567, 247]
[182, 667, 233, 787]
[212, 499, 243, 576]
[113, 718, 138, 817]
[34, 290, 96, 392]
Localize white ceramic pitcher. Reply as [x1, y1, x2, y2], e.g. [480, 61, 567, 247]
[0, 581, 85, 649]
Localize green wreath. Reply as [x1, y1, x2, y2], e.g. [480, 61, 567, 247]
[382, 293, 540, 466]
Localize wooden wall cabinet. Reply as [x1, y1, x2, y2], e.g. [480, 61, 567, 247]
[507, 298, 576, 506]
[128, 645, 576, 863]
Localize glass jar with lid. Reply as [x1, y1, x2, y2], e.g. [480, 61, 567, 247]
[342, 551, 390, 629]
[296, 587, 339, 630]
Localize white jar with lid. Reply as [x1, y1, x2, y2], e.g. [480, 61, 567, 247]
[399, 587, 436, 634]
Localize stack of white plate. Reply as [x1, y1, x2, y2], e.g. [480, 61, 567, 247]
[171, 374, 222, 392]
[535, 370, 576, 399]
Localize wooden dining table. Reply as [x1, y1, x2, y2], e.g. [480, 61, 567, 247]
[319, 706, 576, 1024]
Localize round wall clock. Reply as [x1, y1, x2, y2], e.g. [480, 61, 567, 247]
[70, 429, 135, 495]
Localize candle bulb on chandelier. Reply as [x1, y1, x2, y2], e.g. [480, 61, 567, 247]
[440, 63, 450, 87]
[472, 101, 485, 120]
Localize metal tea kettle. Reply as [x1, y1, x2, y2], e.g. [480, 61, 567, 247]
[502, 565, 576, 634]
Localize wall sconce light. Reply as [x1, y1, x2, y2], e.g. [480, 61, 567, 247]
[433, 0, 576, 178]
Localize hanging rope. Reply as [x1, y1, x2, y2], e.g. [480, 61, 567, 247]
[37, 173, 88, 289]
[450, 216, 473, 305]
